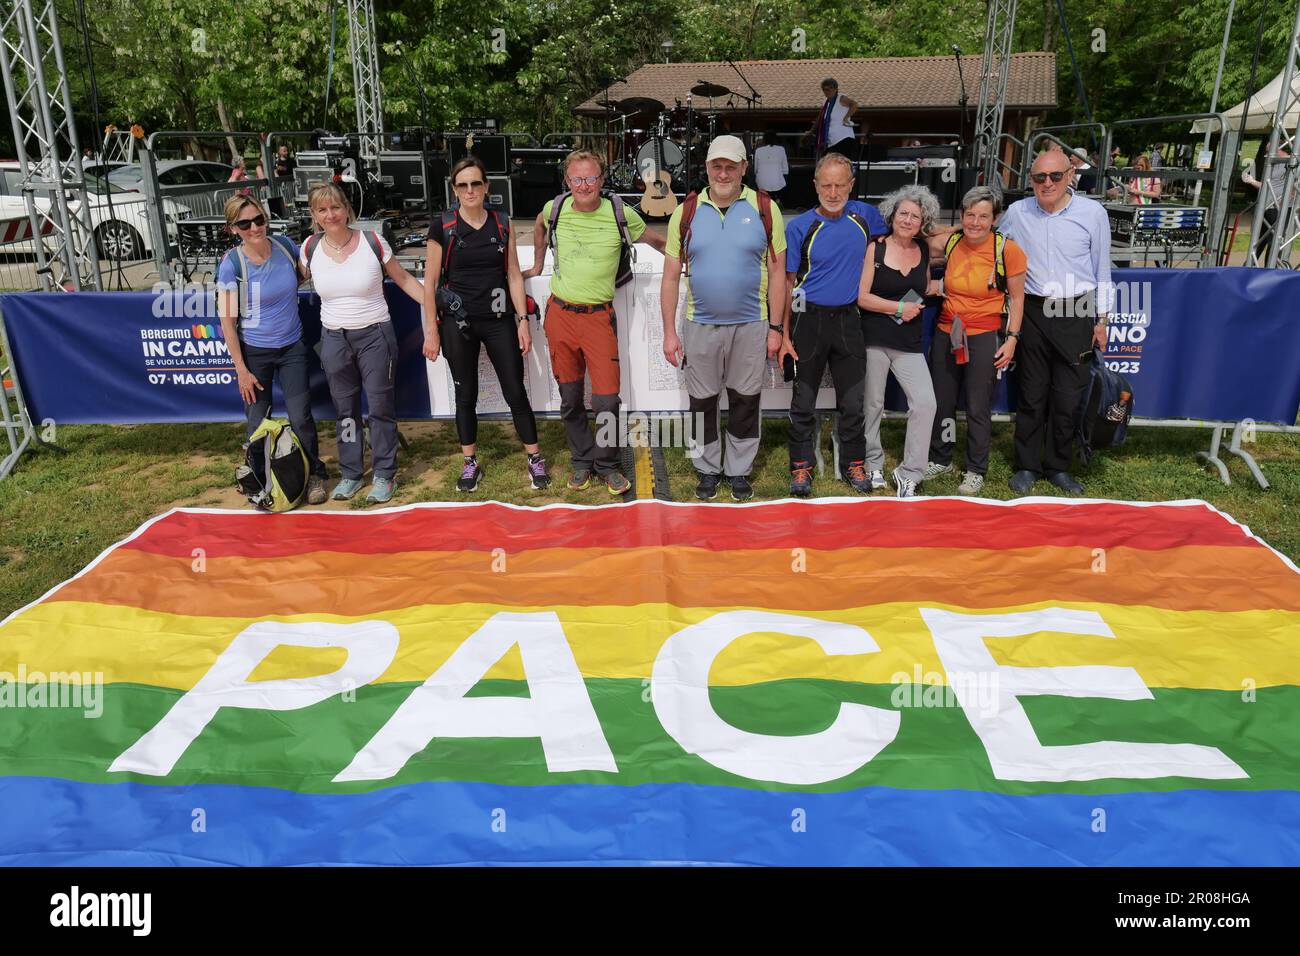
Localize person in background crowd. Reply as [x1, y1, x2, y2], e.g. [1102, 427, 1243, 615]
[302, 182, 425, 504]
[215, 194, 327, 505]
[274, 145, 296, 178]
[1148, 144, 1164, 169]
[1126, 154, 1162, 204]
[753, 132, 790, 202]
[996, 148, 1111, 496]
[661, 135, 786, 502]
[228, 157, 248, 183]
[808, 77, 858, 159]
[1243, 143, 1292, 264]
[1069, 147, 1096, 193]
[423, 156, 550, 492]
[923, 186, 1026, 496]
[523, 150, 666, 495]
[781, 152, 887, 497]
[857, 184, 940, 498]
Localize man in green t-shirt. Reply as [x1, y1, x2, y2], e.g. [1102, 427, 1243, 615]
[523, 150, 665, 494]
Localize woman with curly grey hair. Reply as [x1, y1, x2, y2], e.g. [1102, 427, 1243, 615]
[857, 184, 944, 497]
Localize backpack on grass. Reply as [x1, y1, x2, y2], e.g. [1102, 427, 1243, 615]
[1076, 347, 1134, 466]
[235, 417, 309, 512]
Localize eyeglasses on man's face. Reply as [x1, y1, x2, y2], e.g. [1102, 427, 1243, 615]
[454, 179, 485, 191]
[233, 215, 267, 230]
[568, 175, 602, 187]
[1029, 171, 1068, 185]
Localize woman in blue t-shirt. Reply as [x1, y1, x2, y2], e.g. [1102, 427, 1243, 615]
[216, 194, 327, 504]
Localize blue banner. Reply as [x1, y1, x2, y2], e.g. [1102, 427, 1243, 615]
[3, 267, 1299, 425]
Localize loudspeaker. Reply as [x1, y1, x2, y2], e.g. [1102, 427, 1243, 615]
[444, 175, 513, 217]
[858, 161, 918, 199]
[378, 150, 433, 210]
[448, 134, 509, 175]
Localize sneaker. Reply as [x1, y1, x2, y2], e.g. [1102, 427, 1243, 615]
[366, 477, 397, 504]
[695, 472, 722, 500]
[892, 468, 919, 499]
[332, 477, 364, 501]
[922, 461, 954, 481]
[790, 460, 813, 498]
[869, 469, 887, 491]
[567, 468, 592, 491]
[306, 475, 327, 505]
[957, 471, 985, 495]
[603, 471, 631, 495]
[843, 459, 872, 494]
[457, 457, 483, 493]
[527, 454, 551, 490]
[729, 475, 753, 502]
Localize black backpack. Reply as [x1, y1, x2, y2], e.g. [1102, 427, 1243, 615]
[1076, 347, 1134, 466]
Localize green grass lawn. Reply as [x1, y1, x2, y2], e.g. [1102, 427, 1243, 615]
[1, 415, 1297, 618]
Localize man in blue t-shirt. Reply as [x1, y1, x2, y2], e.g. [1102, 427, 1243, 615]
[780, 152, 886, 497]
[661, 135, 788, 502]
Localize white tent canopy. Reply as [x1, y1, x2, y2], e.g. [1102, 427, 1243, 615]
[1192, 66, 1300, 133]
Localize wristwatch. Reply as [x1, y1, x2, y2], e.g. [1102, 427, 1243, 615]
[515, 313, 529, 324]
[768, 322, 784, 333]
[1006, 330, 1022, 340]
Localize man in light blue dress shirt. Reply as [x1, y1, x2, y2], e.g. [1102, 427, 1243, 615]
[996, 147, 1112, 495]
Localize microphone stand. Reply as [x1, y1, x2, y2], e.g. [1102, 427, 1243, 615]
[726, 58, 762, 183]
[953, 44, 969, 214]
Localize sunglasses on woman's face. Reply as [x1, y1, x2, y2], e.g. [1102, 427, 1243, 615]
[233, 215, 267, 230]
[1029, 171, 1068, 184]
[454, 179, 485, 191]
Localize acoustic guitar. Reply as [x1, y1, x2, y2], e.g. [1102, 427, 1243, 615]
[639, 129, 677, 218]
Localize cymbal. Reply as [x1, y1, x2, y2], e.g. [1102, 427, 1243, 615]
[691, 82, 732, 98]
[616, 96, 665, 116]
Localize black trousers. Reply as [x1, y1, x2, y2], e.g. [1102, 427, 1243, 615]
[788, 303, 865, 467]
[1013, 295, 1093, 475]
[441, 313, 538, 447]
[928, 329, 999, 476]
[241, 340, 327, 478]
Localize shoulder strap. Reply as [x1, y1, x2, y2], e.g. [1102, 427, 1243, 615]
[992, 230, 1007, 293]
[944, 230, 962, 258]
[440, 209, 458, 283]
[364, 229, 384, 264]
[546, 193, 567, 275]
[605, 191, 632, 244]
[225, 247, 249, 320]
[873, 236, 887, 267]
[679, 190, 699, 277]
[757, 189, 775, 260]
[268, 234, 296, 266]
[303, 232, 321, 267]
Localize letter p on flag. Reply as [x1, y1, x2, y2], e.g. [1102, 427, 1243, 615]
[109, 621, 400, 777]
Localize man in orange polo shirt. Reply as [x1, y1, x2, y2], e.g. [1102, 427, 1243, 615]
[924, 186, 1027, 496]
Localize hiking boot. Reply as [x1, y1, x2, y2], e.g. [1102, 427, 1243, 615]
[603, 470, 631, 495]
[892, 468, 919, 499]
[922, 461, 954, 481]
[1046, 470, 1084, 495]
[366, 477, 397, 504]
[306, 475, 327, 505]
[843, 459, 872, 494]
[695, 472, 723, 500]
[957, 471, 985, 496]
[527, 454, 551, 490]
[729, 475, 753, 502]
[869, 469, 887, 491]
[567, 468, 592, 491]
[332, 477, 363, 501]
[790, 460, 813, 498]
[457, 457, 483, 493]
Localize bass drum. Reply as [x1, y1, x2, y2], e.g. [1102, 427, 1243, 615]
[635, 137, 684, 180]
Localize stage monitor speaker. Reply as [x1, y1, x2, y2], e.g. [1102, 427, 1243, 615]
[448, 134, 509, 175]
[858, 161, 918, 199]
[444, 175, 513, 217]
[378, 150, 432, 210]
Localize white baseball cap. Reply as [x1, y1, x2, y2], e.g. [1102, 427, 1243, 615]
[706, 135, 747, 163]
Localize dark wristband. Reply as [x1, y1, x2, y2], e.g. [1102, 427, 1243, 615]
[768, 322, 784, 333]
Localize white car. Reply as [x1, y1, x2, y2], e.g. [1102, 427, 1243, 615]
[0, 160, 194, 261]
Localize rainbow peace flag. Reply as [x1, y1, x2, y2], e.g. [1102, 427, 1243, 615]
[0, 499, 1296, 866]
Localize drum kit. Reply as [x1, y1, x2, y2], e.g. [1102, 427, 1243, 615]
[600, 82, 743, 214]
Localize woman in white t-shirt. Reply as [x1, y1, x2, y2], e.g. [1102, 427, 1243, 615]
[301, 183, 424, 504]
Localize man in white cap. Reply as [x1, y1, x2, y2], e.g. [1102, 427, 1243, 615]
[660, 134, 787, 501]
[1068, 146, 1096, 193]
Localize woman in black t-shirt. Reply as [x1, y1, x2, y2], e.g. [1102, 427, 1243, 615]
[857, 185, 941, 498]
[423, 157, 550, 492]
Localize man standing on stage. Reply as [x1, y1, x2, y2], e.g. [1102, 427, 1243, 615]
[808, 77, 858, 159]
[660, 135, 787, 502]
[997, 148, 1112, 496]
[523, 150, 665, 495]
